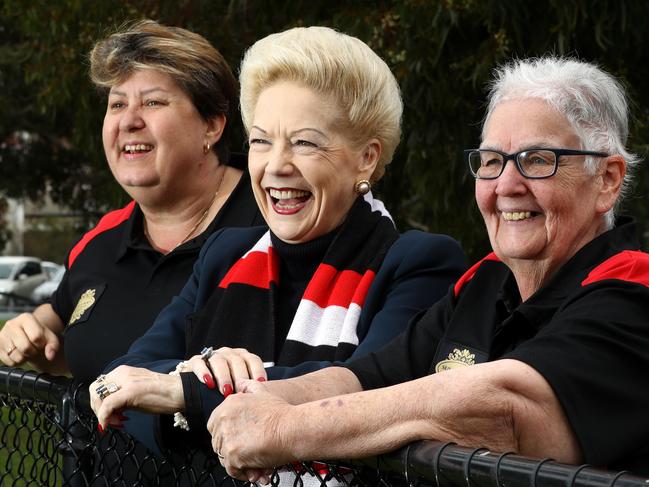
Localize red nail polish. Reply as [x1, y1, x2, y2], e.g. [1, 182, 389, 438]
[97, 423, 104, 435]
[257, 377, 266, 382]
[223, 383, 233, 398]
[203, 374, 216, 389]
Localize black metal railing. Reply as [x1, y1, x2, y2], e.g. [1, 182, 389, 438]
[1, 366, 648, 487]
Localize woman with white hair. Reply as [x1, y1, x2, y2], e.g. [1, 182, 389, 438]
[207, 56, 649, 480]
[87, 26, 466, 460]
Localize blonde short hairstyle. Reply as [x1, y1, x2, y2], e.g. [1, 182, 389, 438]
[89, 19, 237, 162]
[239, 26, 402, 182]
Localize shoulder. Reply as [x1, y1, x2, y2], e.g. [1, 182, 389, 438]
[67, 201, 136, 268]
[384, 230, 467, 270]
[453, 252, 504, 297]
[199, 226, 268, 262]
[582, 250, 649, 288]
[381, 230, 466, 275]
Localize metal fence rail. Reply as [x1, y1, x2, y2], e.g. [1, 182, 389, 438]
[1, 366, 647, 487]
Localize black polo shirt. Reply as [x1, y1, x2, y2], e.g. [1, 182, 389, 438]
[53, 170, 264, 383]
[346, 218, 649, 474]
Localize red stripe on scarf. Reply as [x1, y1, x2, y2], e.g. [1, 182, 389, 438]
[218, 248, 280, 289]
[68, 201, 136, 268]
[303, 264, 376, 308]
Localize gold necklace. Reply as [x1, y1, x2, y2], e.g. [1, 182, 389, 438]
[144, 165, 226, 253]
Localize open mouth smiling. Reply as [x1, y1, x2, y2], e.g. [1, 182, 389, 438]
[501, 210, 540, 221]
[122, 143, 154, 154]
[268, 188, 312, 213]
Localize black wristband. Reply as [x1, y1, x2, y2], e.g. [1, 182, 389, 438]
[180, 371, 203, 430]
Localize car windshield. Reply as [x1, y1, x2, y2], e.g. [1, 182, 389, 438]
[0, 263, 15, 279]
[53, 266, 65, 281]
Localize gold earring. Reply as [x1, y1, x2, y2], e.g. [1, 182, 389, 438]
[203, 141, 211, 154]
[354, 179, 371, 195]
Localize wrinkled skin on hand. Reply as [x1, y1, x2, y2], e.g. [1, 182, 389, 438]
[207, 379, 292, 483]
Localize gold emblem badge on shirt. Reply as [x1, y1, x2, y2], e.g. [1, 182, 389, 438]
[435, 348, 476, 373]
[69, 289, 96, 325]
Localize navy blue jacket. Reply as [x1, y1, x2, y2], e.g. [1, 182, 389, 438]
[106, 226, 467, 453]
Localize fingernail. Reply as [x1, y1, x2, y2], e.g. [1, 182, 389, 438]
[97, 424, 104, 436]
[223, 383, 233, 398]
[203, 374, 216, 389]
[257, 377, 266, 382]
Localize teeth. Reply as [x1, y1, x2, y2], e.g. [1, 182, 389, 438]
[502, 211, 532, 221]
[269, 188, 310, 200]
[123, 144, 154, 153]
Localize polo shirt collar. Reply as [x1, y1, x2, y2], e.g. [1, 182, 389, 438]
[115, 202, 219, 263]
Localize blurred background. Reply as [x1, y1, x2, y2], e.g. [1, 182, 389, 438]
[1, 0, 648, 269]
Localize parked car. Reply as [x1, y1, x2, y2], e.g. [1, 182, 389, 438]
[0, 256, 49, 307]
[31, 265, 65, 304]
[42, 261, 64, 279]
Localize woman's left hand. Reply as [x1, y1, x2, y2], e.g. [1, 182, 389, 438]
[186, 347, 268, 397]
[89, 365, 184, 433]
[207, 379, 293, 483]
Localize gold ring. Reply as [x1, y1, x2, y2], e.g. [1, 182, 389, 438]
[6, 345, 16, 355]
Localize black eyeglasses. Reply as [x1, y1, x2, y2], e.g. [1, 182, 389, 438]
[465, 148, 609, 180]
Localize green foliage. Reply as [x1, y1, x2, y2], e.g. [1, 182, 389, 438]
[1, 0, 648, 260]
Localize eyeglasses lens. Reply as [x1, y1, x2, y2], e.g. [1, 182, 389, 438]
[518, 150, 556, 178]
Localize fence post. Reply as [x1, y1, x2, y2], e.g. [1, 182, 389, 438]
[57, 381, 93, 487]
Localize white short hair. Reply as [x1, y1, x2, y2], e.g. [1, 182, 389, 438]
[484, 56, 641, 227]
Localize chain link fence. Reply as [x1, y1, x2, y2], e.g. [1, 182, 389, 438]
[1, 366, 648, 487]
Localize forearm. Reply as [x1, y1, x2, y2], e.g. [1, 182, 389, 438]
[279, 360, 581, 463]
[263, 367, 362, 405]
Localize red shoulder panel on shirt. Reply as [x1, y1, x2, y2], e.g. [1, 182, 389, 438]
[581, 250, 649, 288]
[453, 252, 501, 297]
[68, 201, 137, 268]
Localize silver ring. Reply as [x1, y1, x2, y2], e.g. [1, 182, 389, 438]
[96, 382, 120, 400]
[200, 346, 214, 360]
[6, 345, 16, 355]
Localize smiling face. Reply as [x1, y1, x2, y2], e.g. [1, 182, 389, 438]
[248, 81, 378, 243]
[476, 98, 612, 282]
[102, 69, 220, 203]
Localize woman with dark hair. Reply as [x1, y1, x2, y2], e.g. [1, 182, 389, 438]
[0, 20, 264, 383]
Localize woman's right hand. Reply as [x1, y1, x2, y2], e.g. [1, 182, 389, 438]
[0, 305, 64, 371]
[186, 347, 268, 397]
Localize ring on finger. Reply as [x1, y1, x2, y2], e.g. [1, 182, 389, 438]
[200, 346, 215, 361]
[96, 382, 120, 400]
[96, 374, 107, 383]
[6, 345, 16, 355]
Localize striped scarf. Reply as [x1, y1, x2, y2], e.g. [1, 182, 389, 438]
[185, 195, 397, 365]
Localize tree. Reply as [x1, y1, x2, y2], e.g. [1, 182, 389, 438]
[1, 0, 648, 260]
